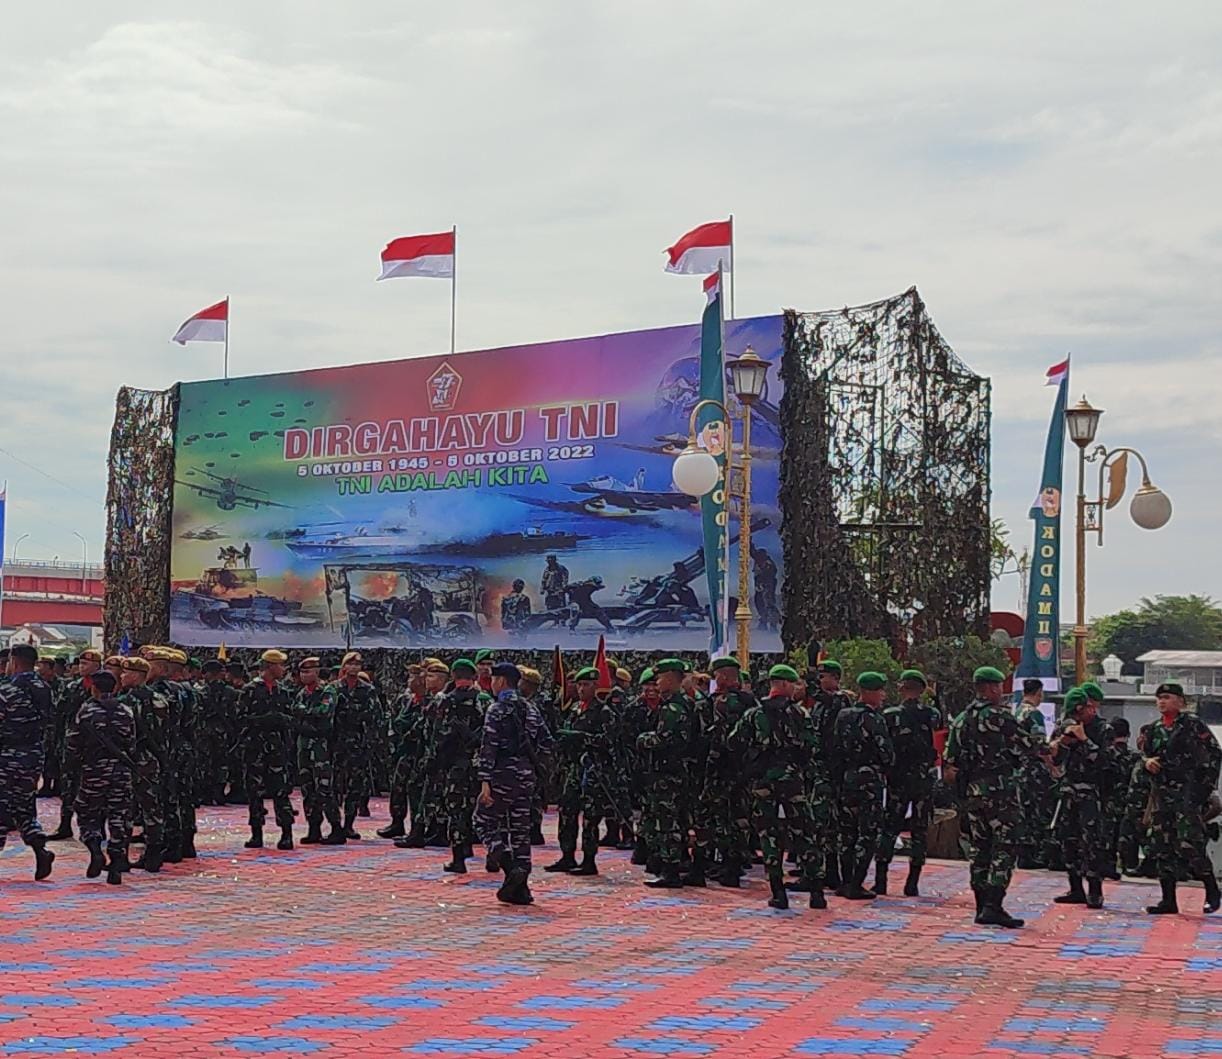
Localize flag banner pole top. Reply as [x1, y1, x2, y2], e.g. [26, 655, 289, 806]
[378, 230, 456, 280]
[665, 218, 733, 275]
[171, 298, 228, 345]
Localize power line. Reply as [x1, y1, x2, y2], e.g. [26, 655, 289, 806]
[0, 444, 105, 506]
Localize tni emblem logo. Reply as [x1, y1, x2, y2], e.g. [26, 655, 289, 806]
[428, 362, 462, 411]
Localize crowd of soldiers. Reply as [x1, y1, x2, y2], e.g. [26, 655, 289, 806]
[1, 642, 1218, 921]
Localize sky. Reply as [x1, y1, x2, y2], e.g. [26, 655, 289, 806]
[1, 2, 1219, 629]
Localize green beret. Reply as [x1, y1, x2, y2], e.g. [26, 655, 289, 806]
[574, 666, 599, 681]
[1081, 681, 1105, 703]
[451, 658, 477, 676]
[857, 671, 887, 691]
[769, 663, 799, 682]
[474, 649, 495, 664]
[1063, 687, 1088, 712]
[710, 656, 741, 672]
[188, 657, 201, 668]
[899, 669, 927, 686]
[1155, 682, 1184, 698]
[638, 667, 656, 685]
[817, 660, 843, 676]
[654, 658, 687, 676]
[973, 666, 1006, 684]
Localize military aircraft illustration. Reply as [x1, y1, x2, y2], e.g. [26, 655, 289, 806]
[612, 433, 690, 457]
[175, 469, 291, 512]
[566, 468, 697, 513]
[180, 524, 228, 541]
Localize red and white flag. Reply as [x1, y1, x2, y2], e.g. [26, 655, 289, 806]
[171, 299, 228, 344]
[703, 272, 722, 304]
[1046, 356, 1070, 386]
[378, 230, 455, 280]
[665, 219, 733, 275]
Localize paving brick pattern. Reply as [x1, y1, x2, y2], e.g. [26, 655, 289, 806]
[1, 800, 1218, 1057]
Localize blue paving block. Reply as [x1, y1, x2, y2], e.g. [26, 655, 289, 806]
[630, 897, 702, 909]
[360, 997, 444, 1010]
[701, 997, 791, 1012]
[297, 961, 394, 974]
[222, 1037, 328, 1054]
[1004, 1017, 1105, 1033]
[476, 1017, 575, 1031]
[1163, 1042, 1222, 1056]
[796, 1040, 912, 1055]
[409, 1037, 537, 1055]
[103, 1015, 195, 1028]
[519, 995, 626, 1010]
[168, 994, 280, 1008]
[281, 1015, 398, 1030]
[0, 996, 77, 1008]
[2, 1038, 138, 1054]
[572, 979, 659, 992]
[679, 938, 756, 951]
[399, 978, 503, 991]
[828, 917, 911, 933]
[858, 998, 957, 1012]
[0, 1016, 22, 1024]
[77, 977, 176, 989]
[614, 1039, 714, 1056]
[463, 962, 539, 976]
[729, 980, 822, 995]
[940, 931, 1016, 944]
[1059, 944, 1141, 958]
[0, 963, 53, 973]
[365, 949, 436, 960]
[248, 978, 328, 990]
[835, 1016, 933, 1033]
[650, 1015, 761, 1031]
[1187, 958, 1222, 972]
[150, 961, 226, 973]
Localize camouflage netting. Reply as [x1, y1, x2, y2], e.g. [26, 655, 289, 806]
[104, 386, 179, 649]
[780, 287, 991, 649]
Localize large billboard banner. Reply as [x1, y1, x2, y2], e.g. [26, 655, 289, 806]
[170, 316, 784, 652]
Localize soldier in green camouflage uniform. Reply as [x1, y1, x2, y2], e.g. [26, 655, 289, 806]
[1142, 682, 1221, 916]
[196, 661, 238, 805]
[1103, 715, 1139, 878]
[167, 651, 200, 860]
[291, 657, 345, 845]
[635, 658, 694, 888]
[944, 666, 1046, 928]
[624, 668, 661, 867]
[730, 664, 826, 911]
[430, 658, 488, 873]
[121, 657, 170, 873]
[235, 649, 296, 851]
[1119, 722, 1156, 876]
[832, 672, 895, 900]
[808, 661, 852, 890]
[394, 660, 450, 849]
[332, 651, 378, 839]
[46, 650, 103, 841]
[380, 661, 427, 840]
[1048, 686, 1117, 909]
[1013, 678, 1054, 869]
[875, 669, 941, 898]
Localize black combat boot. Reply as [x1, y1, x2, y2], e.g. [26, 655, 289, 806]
[109, 849, 131, 873]
[631, 839, 649, 866]
[972, 886, 984, 923]
[599, 822, 619, 848]
[834, 854, 855, 897]
[320, 817, 347, 845]
[530, 824, 546, 846]
[644, 867, 683, 889]
[342, 811, 361, 841]
[395, 821, 427, 848]
[977, 887, 1024, 928]
[840, 857, 876, 900]
[300, 820, 324, 845]
[1086, 876, 1104, 910]
[1146, 877, 1179, 915]
[376, 816, 406, 839]
[808, 880, 828, 909]
[181, 833, 198, 859]
[276, 826, 294, 851]
[424, 826, 447, 847]
[46, 810, 74, 841]
[1054, 872, 1087, 904]
[499, 866, 534, 905]
[873, 861, 889, 896]
[903, 862, 922, 898]
[106, 863, 123, 885]
[443, 846, 468, 873]
[544, 851, 578, 873]
[645, 854, 662, 876]
[84, 837, 106, 879]
[244, 825, 264, 849]
[358, 799, 371, 818]
[681, 850, 706, 888]
[138, 843, 163, 873]
[1204, 874, 1221, 915]
[616, 822, 636, 851]
[30, 835, 55, 881]
[485, 850, 500, 872]
[767, 872, 789, 910]
[716, 857, 741, 889]
[162, 838, 183, 864]
[569, 852, 599, 877]
[824, 851, 842, 891]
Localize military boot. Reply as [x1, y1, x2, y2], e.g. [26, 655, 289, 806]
[162, 838, 183, 864]
[499, 866, 534, 905]
[978, 887, 1024, 928]
[300, 820, 324, 845]
[342, 811, 361, 841]
[1086, 876, 1104, 910]
[767, 872, 789, 910]
[599, 822, 619, 848]
[544, 851, 578, 873]
[569, 851, 599, 877]
[808, 880, 828, 909]
[138, 843, 163, 874]
[616, 822, 636, 851]
[838, 856, 876, 900]
[276, 826, 294, 851]
[46, 810, 74, 841]
[530, 824, 546, 846]
[244, 825, 264, 849]
[181, 833, 198, 859]
[644, 867, 683, 889]
[972, 885, 985, 923]
[630, 839, 650, 866]
[873, 861, 889, 896]
[443, 846, 468, 873]
[84, 837, 106, 879]
[109, 849, 132, 874]
[376, 816, 406, 839]
[903, 862, 922, 897]
[320, 816, 347, 845]
[680, 850, 706, 888]
[1204, 874, 1221, 914]
[1054, 872, 1087, 904]
[106, 864, 123, 885]
[395, 821, 427, 848]
[1146, 877, 1179, 915]
[30, 836, 55, 881]
[824, 851, 842, 891]
[716, 857, 741, 889]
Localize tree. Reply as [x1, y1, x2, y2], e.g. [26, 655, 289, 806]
[909, 635, 1011, 717]
[1089, 595, 1222, 674]
[789, 638, 903, 700]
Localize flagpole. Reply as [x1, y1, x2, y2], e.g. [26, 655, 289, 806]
[718, 263, 731, 653]
[223, 295, 230, 380]
[727, 214, 736, 320]
[450, 226, 457, 355]
[0, 480, 7, 635]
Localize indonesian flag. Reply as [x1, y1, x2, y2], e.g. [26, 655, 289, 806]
[665, 219, 733, 275]
[703, 271, 722, 304]
[171, 299, 228, 344]
[378, 230, 455, 280]
[1046, 356, 1070, 386]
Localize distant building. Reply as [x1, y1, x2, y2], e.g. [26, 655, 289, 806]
[1136, 650, 1222, 700]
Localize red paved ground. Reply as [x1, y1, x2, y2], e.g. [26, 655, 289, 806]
[1, 799, 1218, 1058]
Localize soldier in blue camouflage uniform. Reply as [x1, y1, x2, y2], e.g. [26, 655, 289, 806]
[236, 649, 296, 851]
[196, 660, 238, 805]
[66, 671, 134, 885]
[546, 667, 616, 877]
[46, 649, 103, 841]
[730, 664, 826, 911]
[1142, 682, 1221, 916]
[635, 658, 694, 888]
[0, 644, 56, 880]
[1048, 686, 1117, 909]
[875, 669, 941, 898]
[431, 658, 488, 873]
[291, 657, 346, 846]
[944, 666, 1046, 928]
[808, 660, 851, 890]
[332, 651, 378, 839]
[833, 672, 895, 900]
[475, 662, 554, 905]
[1013, 678, 1054, 869]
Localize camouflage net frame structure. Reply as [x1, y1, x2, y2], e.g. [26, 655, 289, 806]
[779, 287, 991, 649]
[104, 385, 179, 648]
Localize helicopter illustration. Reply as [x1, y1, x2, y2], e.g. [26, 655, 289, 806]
[175, 469, 291, 512]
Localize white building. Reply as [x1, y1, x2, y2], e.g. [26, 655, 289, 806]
[1137, 650, 1222, 699]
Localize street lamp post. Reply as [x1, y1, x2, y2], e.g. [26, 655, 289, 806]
[1064, 396, 1172, 685]
[672, 346, 771, 666]
[11, 533, 29, 563]
[71, 532, 88, 595]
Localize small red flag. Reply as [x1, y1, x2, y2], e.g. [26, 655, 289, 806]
[593, 634, 613, 692]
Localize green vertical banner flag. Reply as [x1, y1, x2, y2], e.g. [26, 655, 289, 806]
[1016, 356, 1070, 690]
[698, 270, 728, 658]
